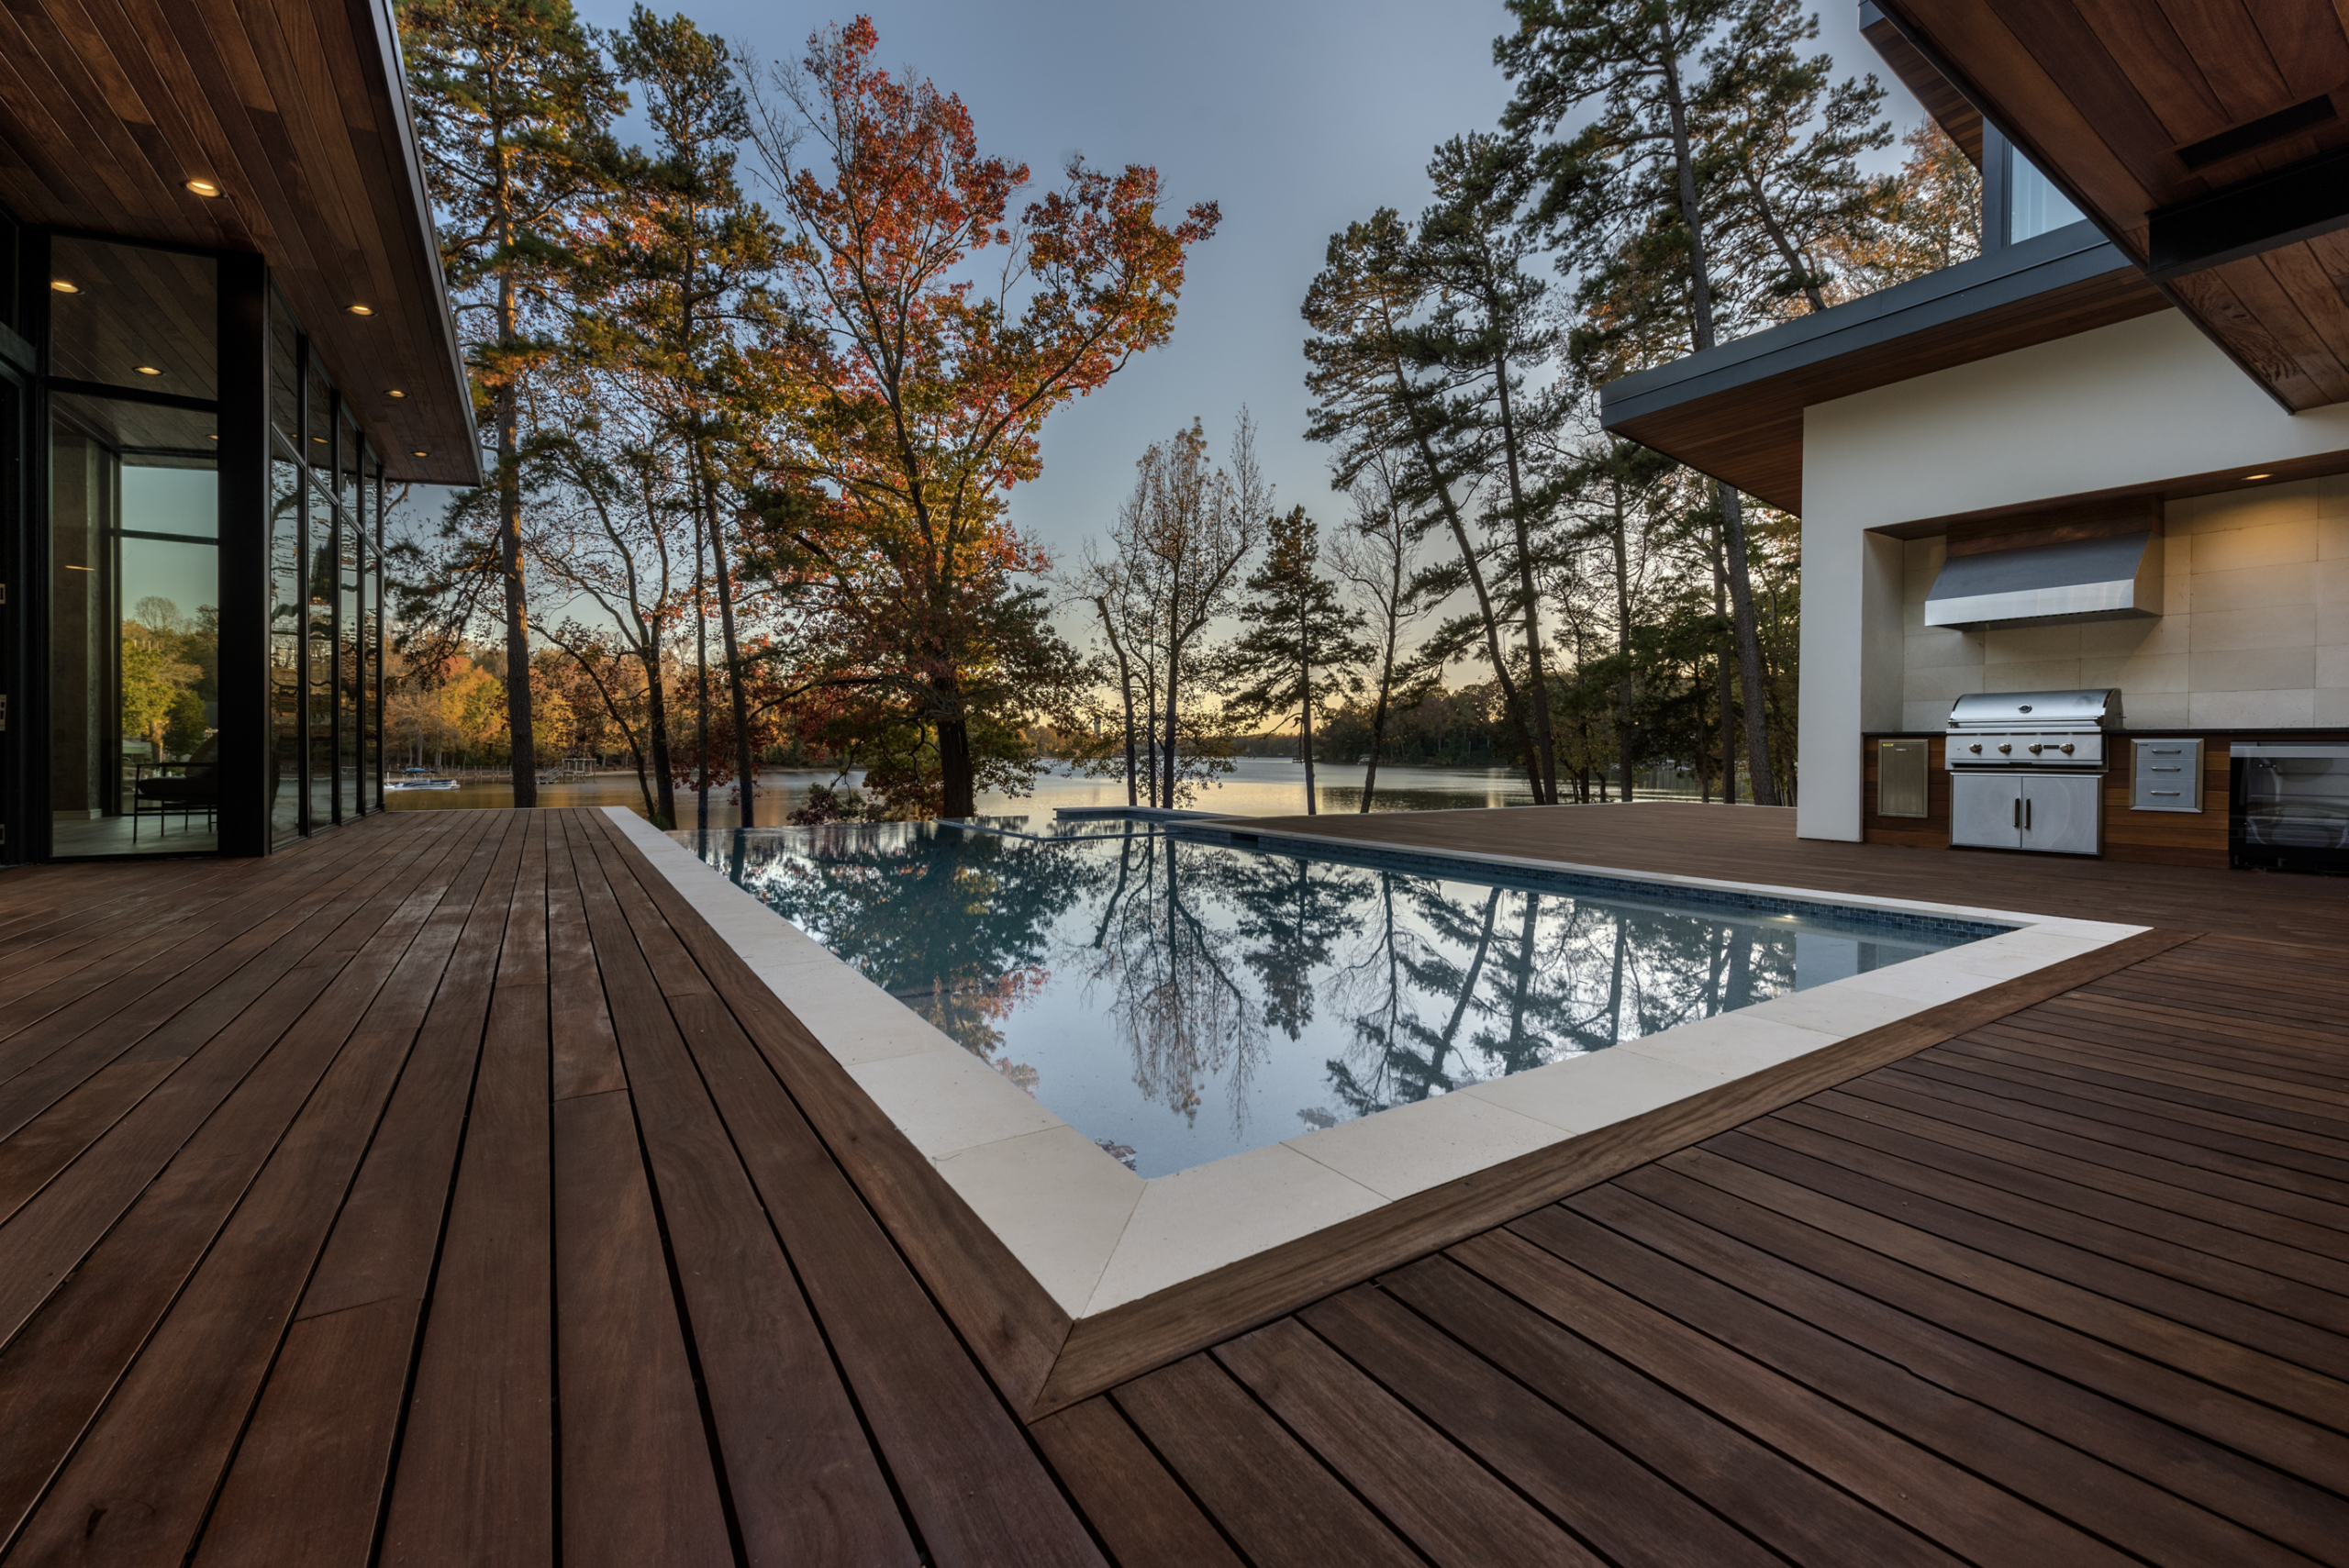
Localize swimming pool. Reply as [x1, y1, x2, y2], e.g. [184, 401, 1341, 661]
[682, 817, 2001, 1177]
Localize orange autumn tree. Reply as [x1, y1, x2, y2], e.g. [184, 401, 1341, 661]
[746, 17, 1219, 817]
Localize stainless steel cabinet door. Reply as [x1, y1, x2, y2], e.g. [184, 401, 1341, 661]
[2021, 773, 2102, 855]
[1950, 773, 2022, 849]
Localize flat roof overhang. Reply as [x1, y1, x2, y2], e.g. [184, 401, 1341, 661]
[1597, 223, 2166, 513]
[0, 0, 480, 485]
[1876, 0, 2349, 416]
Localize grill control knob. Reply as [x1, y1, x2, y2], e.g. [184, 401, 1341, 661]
[2060, 743, 2075, 755]
[2029, 743, 2043, 754]
[1967, 743, 1982, 754]
[1998, 743, 2012, 754]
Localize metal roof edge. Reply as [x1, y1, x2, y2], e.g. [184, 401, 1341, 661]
[1598, 223, 2135, 429]
[362, 0, 484, 489]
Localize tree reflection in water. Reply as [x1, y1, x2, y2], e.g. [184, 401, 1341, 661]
[704, 822, 1929, 1175]
[710, 822, 1091, 1062]
[1063, 828, 1268, 1130]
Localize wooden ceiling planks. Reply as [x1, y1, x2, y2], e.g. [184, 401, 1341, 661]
[1882, 0, 2349, 413]
[0, 0, 477, 484]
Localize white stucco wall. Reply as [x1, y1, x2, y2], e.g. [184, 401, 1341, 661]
[1799, 309, 2349, 841]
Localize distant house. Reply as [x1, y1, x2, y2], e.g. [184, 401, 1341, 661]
[0, 2, 479, 862]
[1601, 1, 2349, 872]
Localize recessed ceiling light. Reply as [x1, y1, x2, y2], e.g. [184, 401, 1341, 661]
[135, 365, 161, 376]
[347, 304, 373, 317]
[184, 178, 221, 197]
[50, 279, 78, 294]
[2243, 472, 2273, 480]
[386, 389, 406, 398]
[313, 435, 327, 443]
[412, 449, 428, 457]
[208, 434, 218, 441]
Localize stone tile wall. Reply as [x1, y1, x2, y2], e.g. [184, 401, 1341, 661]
[1898, 475, 2349, 731]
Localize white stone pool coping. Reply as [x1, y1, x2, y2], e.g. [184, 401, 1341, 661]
[604, 806, 2145, 1324]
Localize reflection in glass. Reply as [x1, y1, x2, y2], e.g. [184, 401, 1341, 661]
[270, 442, 304, 845]
[49, 395, 220, 856]
[339, 486, 360, 820]
[2009, 152, 2082, 243]
[49, 238, 217, 399]
[308, 476, 337, 828]
[697, 822, 1984, 1176]
[362, 465, 384, 812]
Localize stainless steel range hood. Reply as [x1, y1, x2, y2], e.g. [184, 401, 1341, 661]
[1924, 530, 2163, 629]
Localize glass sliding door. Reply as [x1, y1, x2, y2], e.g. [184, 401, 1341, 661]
[303, 358, 334, 830]
[337, 408, 360, 820]
[48, 395, 220, 855]
[268, 439, 303, 845]
[362, 456, 384, 813]
[43, 237, 222, 857]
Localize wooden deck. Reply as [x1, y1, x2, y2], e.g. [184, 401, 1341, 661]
[1, 803, 2345, 1566]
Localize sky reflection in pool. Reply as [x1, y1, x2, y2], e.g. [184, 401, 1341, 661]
[685, 818, 1980, 1178]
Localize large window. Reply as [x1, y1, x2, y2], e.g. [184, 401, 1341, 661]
[269, 438, 303, 847]
[48, 395, 220, 855]
[34, 239, 395, 859]
[2009, 152, 2082, 244]
[43, 237, 222, 859]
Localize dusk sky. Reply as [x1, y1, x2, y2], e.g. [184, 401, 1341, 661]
[561, 0, 1927, 571]
[391, 4, 1932, 627]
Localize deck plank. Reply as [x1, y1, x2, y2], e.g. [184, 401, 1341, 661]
[565, 814, 916, 1567]
[0, 815, 507, 1563]
[6, 802, 2349, 1566]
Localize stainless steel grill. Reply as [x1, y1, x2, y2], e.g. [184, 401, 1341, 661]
[1945, 688, 2120, 770]
[1945, 689, 2119, 856]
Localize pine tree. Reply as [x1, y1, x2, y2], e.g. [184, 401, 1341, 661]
[1409, 132, 1566, 803]
[1222, 508, 1372, 817]
[1500, 0, 1885, 805]
[1301, 210, 1549, 804]
[598, 9, 781, 827]
[1698, 0, 1890, 314]
[400, 0, 622, 809]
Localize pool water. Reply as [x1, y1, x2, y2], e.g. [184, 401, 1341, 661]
[684, 818, 1992, 1178]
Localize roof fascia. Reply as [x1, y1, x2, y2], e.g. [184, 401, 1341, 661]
[1598, 221, 2129, 430]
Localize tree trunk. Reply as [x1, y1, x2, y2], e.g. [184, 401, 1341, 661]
[1163, 653, 1180, 811]
[1096, 595, 1138, 806]
[1394, 361, 1544, 804]
[1299, 616, 1317, 817]
[1611, 482, 1636, 804]
[496, 282, 536, 809]
[643, 632, 676, 828]
[694, 516, 710, 830]
[1716, 484, 1777, 804]
[1660, 27, 1776, 805]
[699, 453, 758, 826]
[1363, 620, 1397, 815]
[938, 707, 976, 817]
[1492, 352, 1557, 803]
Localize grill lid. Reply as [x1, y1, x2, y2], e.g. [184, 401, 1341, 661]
[1947, 689, 2120, 729]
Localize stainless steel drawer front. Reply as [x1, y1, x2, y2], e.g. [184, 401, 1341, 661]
[1877, 740, 1929, 818]
[2132, 738, 2202, 813]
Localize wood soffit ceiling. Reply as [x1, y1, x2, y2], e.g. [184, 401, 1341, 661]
[0, 0, 480, 485]
[1879, 0, 2349, 414]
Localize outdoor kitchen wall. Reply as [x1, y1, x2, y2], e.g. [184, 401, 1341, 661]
[1898, 473, 2349, 732]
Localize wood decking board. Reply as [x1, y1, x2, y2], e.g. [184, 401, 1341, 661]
[1, 801, 2345, 1565]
